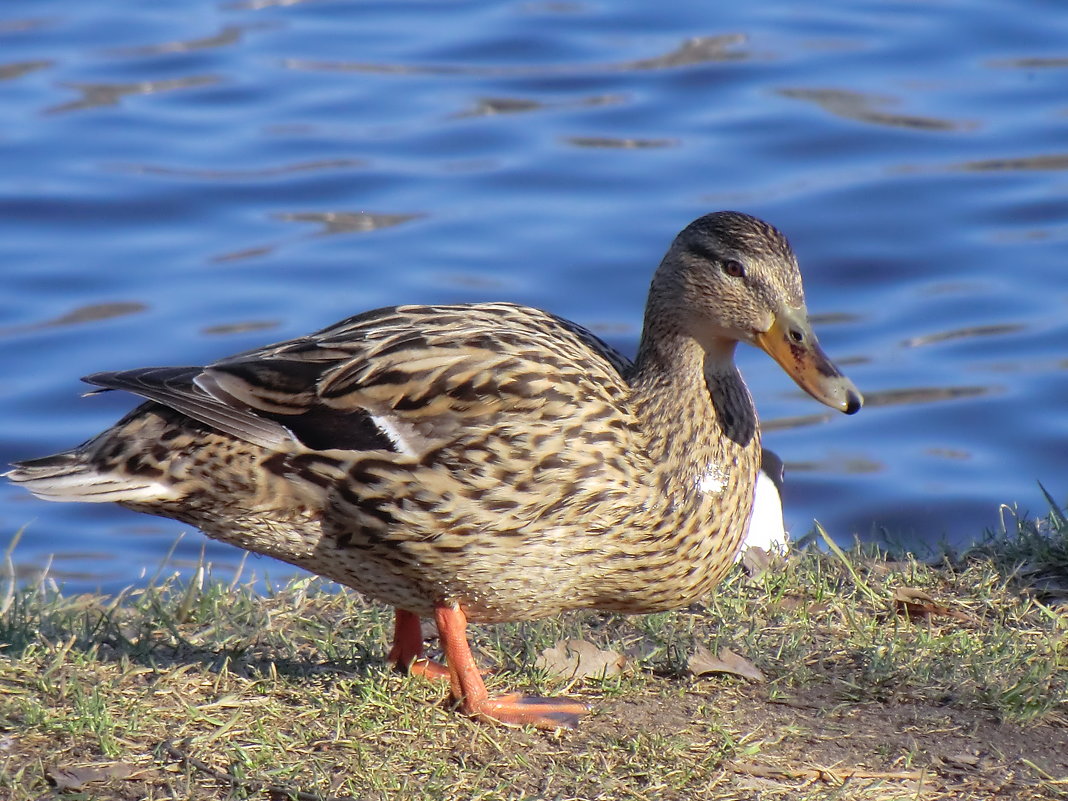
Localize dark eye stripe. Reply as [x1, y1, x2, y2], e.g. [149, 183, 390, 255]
[686, 242, 721, 264]
[686, 242, 746, 279]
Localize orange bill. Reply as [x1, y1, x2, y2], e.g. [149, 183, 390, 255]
[754, 308, 862, 415]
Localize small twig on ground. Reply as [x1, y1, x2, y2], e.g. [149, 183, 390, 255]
[729, 760, 927, 785]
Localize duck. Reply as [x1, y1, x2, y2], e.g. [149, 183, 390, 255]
[7, 211, 861, 730]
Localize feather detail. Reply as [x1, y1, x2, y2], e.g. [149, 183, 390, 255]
[84, 367, 292, 450]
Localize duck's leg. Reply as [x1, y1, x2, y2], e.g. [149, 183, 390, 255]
[388, 608, 450, 680]
[434, 603, 588, 730]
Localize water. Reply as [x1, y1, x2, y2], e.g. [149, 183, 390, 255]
[1, 0, 1066, 593]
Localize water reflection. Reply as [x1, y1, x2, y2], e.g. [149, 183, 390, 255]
[776, 88, 967, 131]
[623, 35, 749, 70]
[861, 385, 999, 408]
[0, 18, 52, 34]
[519, 2, 590, 13]
[106, 25, 250, 57]
[0, 60, 51, 81]
[925, 447, 971, 460]
[565, 136, 677, 149]
[989, 57, 1068, 69]
[211, 211, 425, 263]
[786, 455, 883, 474]
[47, 75, 221, 115]
[283, 34, 751, 77]
[224, 0, 318, 10]
[985, 358, 1068, 375]
[114, 159, 365, 180]
[954, 154, 1068, 172]
[810, 312, 864, 325]
[452, 93, 624, 119]
[763, 384, 999, 433]
[276, 211, 425, 236]
[0, 302, 147, 337]
[201, 320, 280, 337]
[990, 225, 1068, 243]
[763, 411, 839, 432]
[213, 244, 277, 264]
[902, 323, 1026, 348]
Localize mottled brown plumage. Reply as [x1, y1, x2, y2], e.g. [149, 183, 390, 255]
[8, 211, 861, 729]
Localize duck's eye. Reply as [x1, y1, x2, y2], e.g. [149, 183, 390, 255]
[722, 259, 745, 278]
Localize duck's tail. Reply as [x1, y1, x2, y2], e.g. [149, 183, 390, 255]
[6, 449, 178, 504]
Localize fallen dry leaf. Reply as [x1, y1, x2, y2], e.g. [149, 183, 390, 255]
[893, 586, 975, 622]
[688, 645, 765, 682]
[940, 751, 982, 769]
[937, 750, 996, 776]
[48, 762, 135, 790]
[738, 545, 767, 573]
[534, 639, 626, 680]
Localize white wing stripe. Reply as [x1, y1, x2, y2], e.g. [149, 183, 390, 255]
[369, 412, 419, 457]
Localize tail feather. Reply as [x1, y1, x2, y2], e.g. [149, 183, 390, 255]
[6, 451, 178, 504]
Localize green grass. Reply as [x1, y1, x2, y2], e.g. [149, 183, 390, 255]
[0, 507, 1065, 800]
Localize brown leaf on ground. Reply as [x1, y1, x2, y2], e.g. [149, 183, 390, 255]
[893, 586, 976, 622]
[740, 546, 773, 576]
[688, 645, 765, 682]
[938, 750, 988, 772]
[534, 639, 626, 680]
[47, 762, 136, 790]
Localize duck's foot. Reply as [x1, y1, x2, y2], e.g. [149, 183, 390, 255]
[406, 657, 451, 680]
[462, 692, 588, 730]
[433, 603, 588, 731]
[388, 608, 451, 680]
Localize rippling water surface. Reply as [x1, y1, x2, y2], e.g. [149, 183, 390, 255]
[2, 0, 1066, 592]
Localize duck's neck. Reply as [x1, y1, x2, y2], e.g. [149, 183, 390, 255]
[631, 299, 759, 476]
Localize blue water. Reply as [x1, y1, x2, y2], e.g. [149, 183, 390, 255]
[1, 0, 1066, 593]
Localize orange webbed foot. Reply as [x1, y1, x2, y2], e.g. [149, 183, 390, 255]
[404, 657, 451, 681]
[463, 692, 588, 730]
[433, 603, 587, 730]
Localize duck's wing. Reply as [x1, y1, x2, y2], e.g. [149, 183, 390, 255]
[82, 366, 293, 450]
[202, 303, 633, 459]
[88, 304, 633, 460]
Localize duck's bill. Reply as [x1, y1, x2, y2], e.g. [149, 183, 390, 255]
[755, 312, 863, 415]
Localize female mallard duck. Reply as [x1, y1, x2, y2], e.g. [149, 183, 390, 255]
[8, 211, 861, 729]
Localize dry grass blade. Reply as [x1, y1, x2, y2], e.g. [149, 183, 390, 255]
[729, 761, 926, 783]
[815, 521, 882, 605]
[1038, 482, 1066, 528]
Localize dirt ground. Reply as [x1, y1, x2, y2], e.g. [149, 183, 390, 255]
[407, 681, 1067, 801]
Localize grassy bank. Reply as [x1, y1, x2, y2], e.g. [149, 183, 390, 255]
[0, 508, 1065, 801]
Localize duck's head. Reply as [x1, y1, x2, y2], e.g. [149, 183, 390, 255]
[652, 210, 862, 415]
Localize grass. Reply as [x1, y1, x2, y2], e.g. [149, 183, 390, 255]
[0, 507, 1065, 800]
